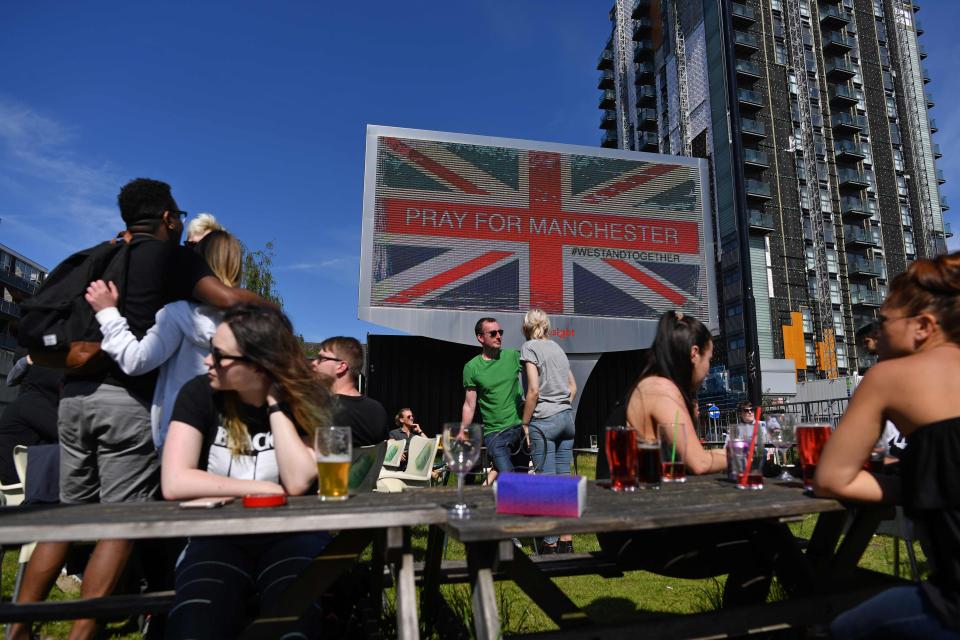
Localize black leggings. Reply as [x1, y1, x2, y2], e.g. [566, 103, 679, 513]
[165, 531, 333, 639]
[0, 392, 58, 485]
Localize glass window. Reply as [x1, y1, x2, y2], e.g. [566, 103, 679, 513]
[805, 341, 816, 367]
[833, 310, 845, 336]
[830, 279, 841, 304]
[837, 343, 848, 369]
[801, 307, 813, 333]
[775, 42, 787, 65]
[805, 246, 816, 270]
[827, 249, 839, 273]
[901, 204, 912, 226]
[904, 230, 915, 255]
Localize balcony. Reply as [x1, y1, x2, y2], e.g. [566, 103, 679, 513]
[743, 148, 769, 168]
[737, 88, 764, 109]
[633, 18, 653, 40]
[731, 3, 758, 26]
[851, 289, 883, 307]
[930, 118, 938, 133]
[599, 90, 616, 109]
[829, 83, 859, 107]
[844, 225, 880, 248]
[820, 5, 851, 28]
[0, 269, 40, 296]
[831, 111, 867, 132]
[915, 20, 924, 35]
[822, 31, 855, 52]
[639, 131, 658, 151]
[926, 92, 934, 108]
[745, 179, 772, 199]
[923, 69, 931, 84]
[834, 139, 866, 161]
[734, 30, 760, 52]
[748, 210, 776, 232]
[597, 69, 614, 90]
[600, 110, 617, 130]
[847, 255, 884, 278]
[918, 43, 927, 59]
[0, 299, 20, 320]
[937, 169, 946, 184]
[942, 197, 950, 212]
[636, 85, 656, 104]
[631, 0, 651, 19]
[635, 62, 654, 81]
[597, 49, 614, 70]
[840, 196, 874, 220]
[933, 143, 942, 158]
[837, 167, 870, 189]
[601, 129, 618, 149]
[825, 58, 857, 80]
[634, 41, 654, 61]
[740, 117, 766, 139]
[637, 107, 657, 128]
[735, 59, 761, 80]
[946, 222, 953, 238]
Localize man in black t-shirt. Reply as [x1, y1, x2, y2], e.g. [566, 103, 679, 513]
[310, 336, 389, 447]
[10, 178, 270, 640]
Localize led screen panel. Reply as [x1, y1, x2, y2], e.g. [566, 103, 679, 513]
[359, 126, 716, 353]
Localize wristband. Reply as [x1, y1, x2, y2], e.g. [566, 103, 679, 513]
[267, 404, 283, 416]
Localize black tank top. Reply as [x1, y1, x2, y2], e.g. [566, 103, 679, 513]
[902, 417, 960, 630]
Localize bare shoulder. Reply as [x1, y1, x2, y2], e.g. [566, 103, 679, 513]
[633, 376, 685, 410]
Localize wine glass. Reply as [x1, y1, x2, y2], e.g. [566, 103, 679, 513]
[770, 415, 796, 482]
[442, 422, 483, 519]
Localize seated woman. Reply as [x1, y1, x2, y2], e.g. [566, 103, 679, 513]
[162, 304, 331, 639]
[85, 230, 241, 449]
[602, 311, 780, 606]
[388, 407, 424, 470]
[816, 253, 960, 638]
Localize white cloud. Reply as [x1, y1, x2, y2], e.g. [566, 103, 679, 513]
[0, 98, 121, 254]
[278, 256, 356, 273]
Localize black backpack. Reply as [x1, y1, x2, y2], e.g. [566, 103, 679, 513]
[18, 235, 134, 373]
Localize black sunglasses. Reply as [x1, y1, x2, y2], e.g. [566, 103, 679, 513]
[482, 329, 504, 338]
[210, 342, 255, 369]
[171, 209, 189, 220]
[312, 354, 342, 363]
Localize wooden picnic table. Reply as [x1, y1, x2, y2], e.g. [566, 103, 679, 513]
[0, 491, 447, 640]
[424, 475, 894, 640]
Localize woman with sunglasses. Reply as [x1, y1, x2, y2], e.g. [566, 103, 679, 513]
[817, 253, 960, 638]
[86, 230, 240, 449]
[162, 304, 331, 639]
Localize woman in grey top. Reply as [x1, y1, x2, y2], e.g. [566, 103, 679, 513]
[521, 309, 577, 553]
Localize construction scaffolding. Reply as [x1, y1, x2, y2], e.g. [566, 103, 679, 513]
[613, 0, 637, 150]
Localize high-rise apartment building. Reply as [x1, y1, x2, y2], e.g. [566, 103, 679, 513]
[598, 0, 947, 397]
[0, 242, 47, 409]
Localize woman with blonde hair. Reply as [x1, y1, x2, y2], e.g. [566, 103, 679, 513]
[185, 212, 224, 247]
[162, 304, 331, 639]
[86, 230, 243, 448]
[521, 308, 577, 553]
[817, 252, 960, 638]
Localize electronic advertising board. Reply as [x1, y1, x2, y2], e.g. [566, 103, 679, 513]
[358, 126, 716, 354]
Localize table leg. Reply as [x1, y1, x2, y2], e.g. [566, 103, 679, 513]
[502, 543, 591, 629]
[386, 527, 419, 640]
[466, 541, 500, 640]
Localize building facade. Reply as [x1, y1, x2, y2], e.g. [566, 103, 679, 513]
[0, 242, 48, 409]
[598, 0, 947, 397]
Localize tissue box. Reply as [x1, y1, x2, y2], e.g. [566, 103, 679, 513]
[494, 473, 586, 517]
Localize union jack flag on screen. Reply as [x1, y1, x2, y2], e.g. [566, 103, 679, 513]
[369, 136, 709, 321]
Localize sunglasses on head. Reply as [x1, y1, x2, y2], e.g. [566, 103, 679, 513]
[482, 329, 504, 338]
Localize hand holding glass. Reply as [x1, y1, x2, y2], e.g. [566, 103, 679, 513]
[442, 422, 482, 519]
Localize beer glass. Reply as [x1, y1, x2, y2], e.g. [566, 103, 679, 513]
[637, 437, 661, 490]
[796, 424, 832, 491]
[442, 422, 482, 519]
[770, 416, 797, 482]
[605, 426, 637, 492]
[315, 426, 352, 501]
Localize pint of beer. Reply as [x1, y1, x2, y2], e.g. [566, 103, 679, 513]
[315, 426, 352, 501]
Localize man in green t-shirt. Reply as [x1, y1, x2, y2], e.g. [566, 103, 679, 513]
[462, 317, 524, 481]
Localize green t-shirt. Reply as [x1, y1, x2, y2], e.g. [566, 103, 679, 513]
[462, 349, 523, 435]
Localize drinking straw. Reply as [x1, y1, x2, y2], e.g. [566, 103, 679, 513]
[671, 410, 679, 464]
[739, 406, 763, 486]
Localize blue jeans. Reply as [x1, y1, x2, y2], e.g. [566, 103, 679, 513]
[166, 532, 333, 639]
[830, 585, 960, 639]
[483, 424, 525, 474]
[530, 409, 574, 544]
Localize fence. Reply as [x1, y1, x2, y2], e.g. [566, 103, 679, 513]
[696, 397, 851, 440]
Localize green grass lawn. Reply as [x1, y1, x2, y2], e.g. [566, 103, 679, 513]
[2, 453, 926, 638]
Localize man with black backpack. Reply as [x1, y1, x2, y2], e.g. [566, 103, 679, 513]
[10, 178, 268, 640]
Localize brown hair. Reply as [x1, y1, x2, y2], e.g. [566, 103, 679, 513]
[319, 336, 364, 384]
[220, 305, 330, 456]
[394, 407, 412, 427]
[884, 252, 960, 344]
[200, 230, 242, 288]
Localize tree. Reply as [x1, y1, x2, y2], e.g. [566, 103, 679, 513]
[240, 240, 283, 307]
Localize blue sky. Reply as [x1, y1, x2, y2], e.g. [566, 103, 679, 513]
[1, 1, 956, 342]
